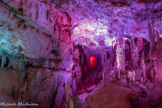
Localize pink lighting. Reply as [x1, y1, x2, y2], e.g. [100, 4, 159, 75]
[90, 56, 96, 67]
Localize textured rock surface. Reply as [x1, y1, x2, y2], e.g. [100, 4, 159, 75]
[0, 68, 20, 107]
[86, 83, 139, 108]
[0, 2, 54, 59]
[22, 67, 74, 108]
[0, 0, 161, 108]
[1, 0, 161, 48]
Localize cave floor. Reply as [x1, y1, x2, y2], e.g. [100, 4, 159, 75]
[85, 80, 162, 108]
[0, 68, 20, 106]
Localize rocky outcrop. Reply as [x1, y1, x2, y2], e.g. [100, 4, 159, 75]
[0, 1, 55, 59]
[86, 83, 139, 108]
[22, 67, 75, 108]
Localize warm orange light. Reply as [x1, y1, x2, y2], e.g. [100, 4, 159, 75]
[90, 56, 96, 67]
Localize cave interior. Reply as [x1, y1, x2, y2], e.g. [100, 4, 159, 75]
[0, 0, 162, 108]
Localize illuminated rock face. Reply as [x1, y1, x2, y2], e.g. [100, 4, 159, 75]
[0, 0, 162, 108]
[1, 0, 161, 48]
[0, 2, 54, 59]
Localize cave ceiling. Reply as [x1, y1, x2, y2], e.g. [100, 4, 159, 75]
[0, 0, 161, 57]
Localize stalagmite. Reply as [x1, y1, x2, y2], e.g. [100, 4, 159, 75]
[148, 21, 162, 82]
[130, 37, 139, 69]
[102, 72, 105, 86]
[1, 55, 6, 68]
[149, 62, 155, 80]
[136, 38, 143, 51]
[140, 51, 146, 81]
[19, 57, 26, 83]
[127, 70, 135, 83]
[156, 31, 162, 82]
[116, 37, 125, 79]
[66, 83, 72, 108]
[72, 47, 82, 86]
[152, 60, 158, 78]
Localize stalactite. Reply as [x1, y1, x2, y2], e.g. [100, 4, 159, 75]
[148, 21, 155, 48]
[130, 37, 139, 69]
[148, 21, 157, 82]
[155, 31, 160, 42]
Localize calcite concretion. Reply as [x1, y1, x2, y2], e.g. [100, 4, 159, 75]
[0, 0, 162, 108]
[116, 37, 125, 78]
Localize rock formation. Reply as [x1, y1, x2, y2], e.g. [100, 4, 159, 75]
[0, 0, 161, 108]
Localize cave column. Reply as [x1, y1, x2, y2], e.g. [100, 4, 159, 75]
[116, 37, 125, 79]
